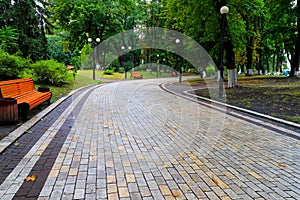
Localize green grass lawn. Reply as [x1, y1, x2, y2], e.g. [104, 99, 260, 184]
[36, 71, 101, 102]
[77, 70, 127, 80]
[78, 69, 175, 80]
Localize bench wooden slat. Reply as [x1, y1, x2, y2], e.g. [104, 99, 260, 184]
[0, 78, 52, 121]
[131, 72, 143, 79]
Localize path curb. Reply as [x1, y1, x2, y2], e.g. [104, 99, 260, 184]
[161, 81, 300, 138]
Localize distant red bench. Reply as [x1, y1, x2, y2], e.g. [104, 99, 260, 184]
[0, 78, 52, 122]
[171, 71, 178, 77]
[131, 72, 143, 79]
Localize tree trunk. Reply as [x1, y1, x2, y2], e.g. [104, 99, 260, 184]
[277, 48, 283, 73]
[225, 40, 236, 87]
[245, 17, 254, 75]
[290, 0, 300, 76]
[272, 54, 276, 74]
[118, 57, 126, 79]
[246, 36, 254, 76]
[266, 55, 270, 74]
[255, 57, 260, 75]
[240, 64, 245, 73]
[227, 69, 233, 88]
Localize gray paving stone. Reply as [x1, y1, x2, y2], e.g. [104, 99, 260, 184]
[66, 176, 77, 184]
[130, 192, 143, 200]
[63, 184, 75, 195]
[269, 192, 287, 200]
[128, 182, 139, 193]
[85, 193, 96, 200]
[60, 194, 73, 200]
[2, 79, 299, 200]
[75, 179, 86, 190]
[86, 183, 96, 193]
[224, 188, 239, 199]
[96, 188, 107, 199]
[74, 188, 85, 199]
[286, 190, 300, 199]
[49, 189, 62, 200]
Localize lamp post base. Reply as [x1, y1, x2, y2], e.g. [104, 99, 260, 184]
[219, 79, 224, 98]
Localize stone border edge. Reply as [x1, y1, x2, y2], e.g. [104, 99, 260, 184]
[160, 81, 300, 138]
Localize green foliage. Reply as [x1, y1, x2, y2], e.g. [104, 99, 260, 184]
[0, 48, 30, 80]
[103, 69, 114, 75]
[50, 0, 125, 48]
[205, 66, 216, 77]
[1, 0, 51, 61]
[0, 0, 298, 77]
[47, 34, 69, 63]
[31, 60, 68, 86]
[122, 61, 134, 72]
[70, 56, 81, 71]
[80, 44, 93, 69]
[0, 27, 18, 53]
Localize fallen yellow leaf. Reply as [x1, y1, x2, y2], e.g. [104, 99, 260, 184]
[14, 142, 19, 146]
[173, 193, 179, 197]
[212, 177, 219, 185]
[163, 164, 169, 168]
[24, 175, 36, 182]
[278, 163, 287, 168]
[71, 137, 77, 141]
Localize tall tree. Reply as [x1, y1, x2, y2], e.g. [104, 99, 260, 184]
[50, 0, 126, 50]
[267, 0, 299, 76]
[290, 0, 300, 76]
[1, 0, 51, 61]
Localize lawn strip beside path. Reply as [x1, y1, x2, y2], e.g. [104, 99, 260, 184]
[187, 77, 300, 123]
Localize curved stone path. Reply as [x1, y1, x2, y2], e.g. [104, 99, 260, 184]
[0, 78, 299, 200]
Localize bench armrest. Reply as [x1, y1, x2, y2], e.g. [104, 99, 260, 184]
[0, 97, 17, 103]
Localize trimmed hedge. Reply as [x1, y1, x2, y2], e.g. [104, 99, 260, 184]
[31, 60, 68, 86]
[0, 49, 29, 80]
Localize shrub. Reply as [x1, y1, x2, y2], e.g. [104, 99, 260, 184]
[0, 48, 30, 80]
[31, 60, 68, 86]
[205, 65, 216, 77]
[103, 69, 114, 75]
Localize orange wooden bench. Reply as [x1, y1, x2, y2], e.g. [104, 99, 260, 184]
[171, 71, 178, 77]
[0, 78, 52, 121]
[131, 72, 143, 79]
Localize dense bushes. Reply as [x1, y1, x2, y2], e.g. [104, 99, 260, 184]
[0, 49, 30, 80]
[31, 60, 68, 86]
[103, 69, 114, 75]
[0, 48, 70, 85]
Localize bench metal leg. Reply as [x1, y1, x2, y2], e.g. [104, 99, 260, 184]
[19, 103, 30, 121]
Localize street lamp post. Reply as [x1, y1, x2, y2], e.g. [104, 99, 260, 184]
[121, 45, 132, 79]
[88, 37, 100, 80]
[157, 54, 159, 77]
[175, 38, 183, 83]
[219, 6, 229, 98]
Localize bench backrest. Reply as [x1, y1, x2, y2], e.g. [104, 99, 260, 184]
[0, 78, 35, 98]
[132, 72, 139, 76]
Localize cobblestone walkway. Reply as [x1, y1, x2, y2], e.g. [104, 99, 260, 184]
[0, 78, 299, 200]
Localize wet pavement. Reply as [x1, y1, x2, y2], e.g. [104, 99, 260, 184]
[0, 78, 299, 200]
